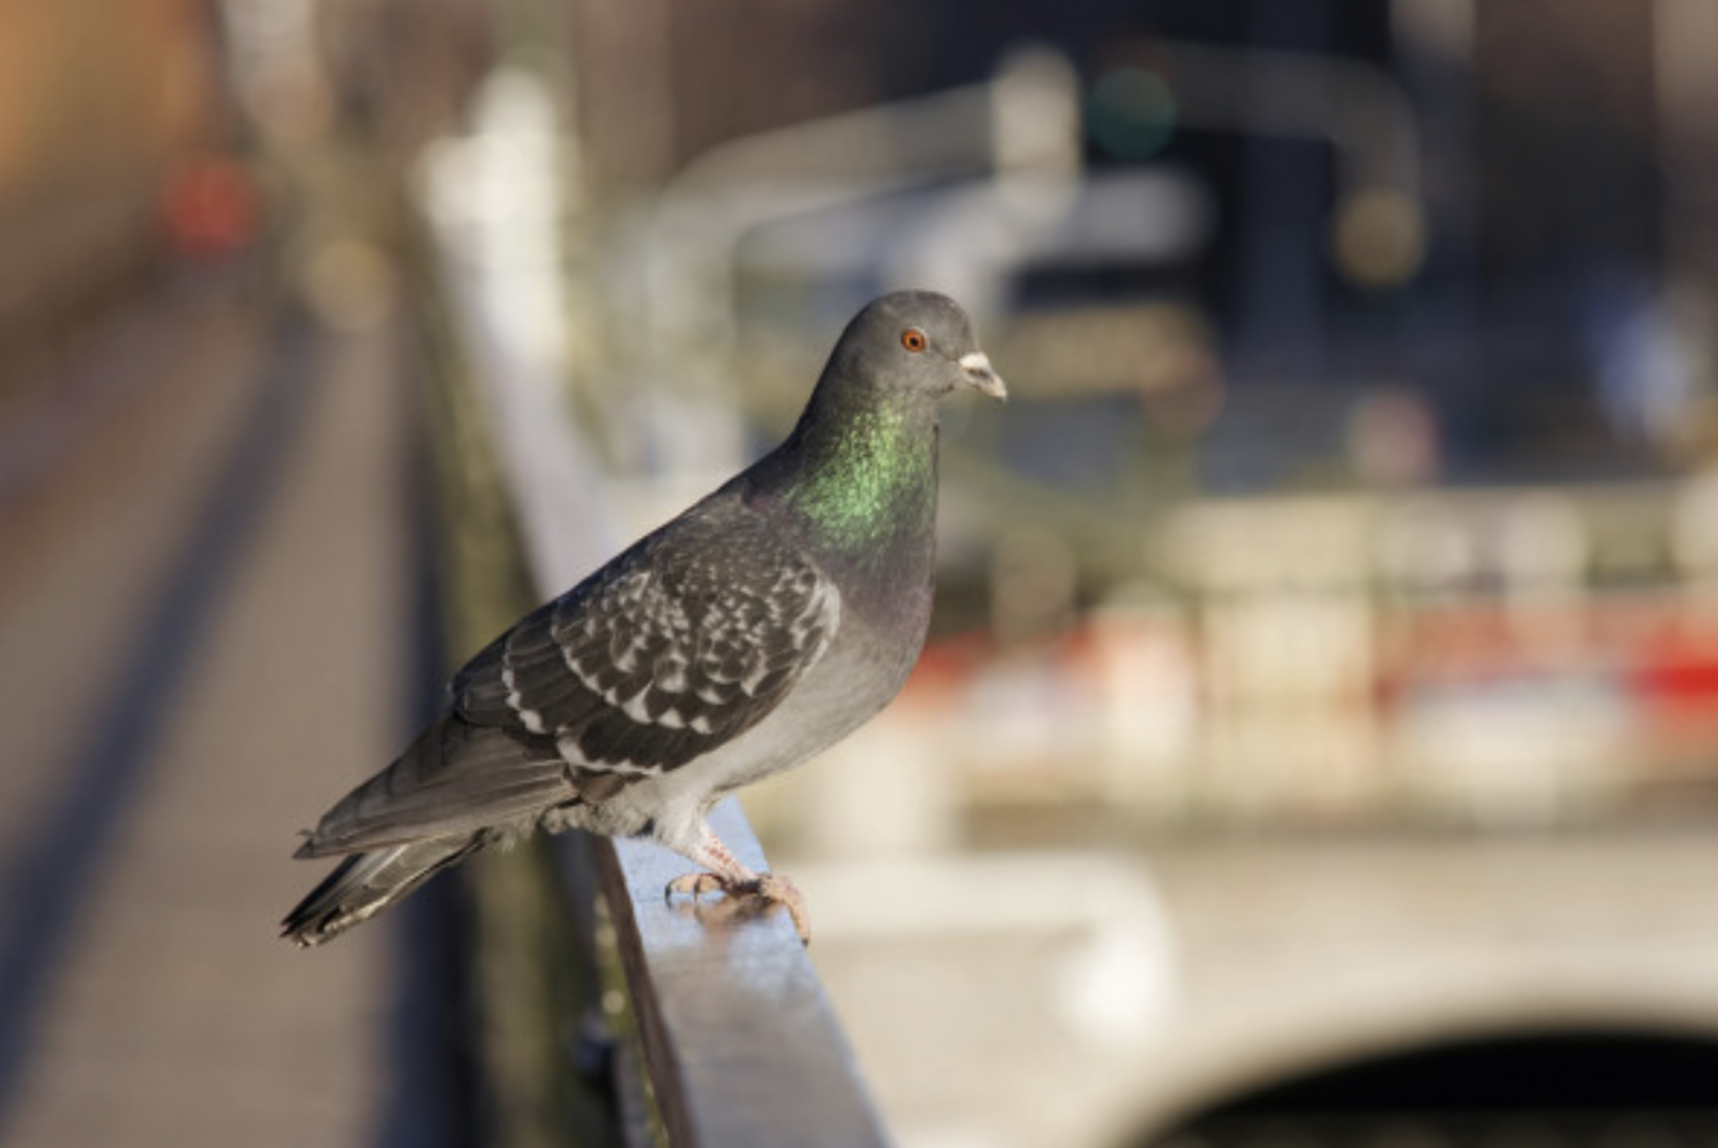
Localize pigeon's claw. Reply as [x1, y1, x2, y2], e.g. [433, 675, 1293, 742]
[664, 870, 812, 944]
[753, 873, 810, 943]
[665, 871, 730, 899]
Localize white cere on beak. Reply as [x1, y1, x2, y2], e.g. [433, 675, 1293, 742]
[958, 351, 1007, 400]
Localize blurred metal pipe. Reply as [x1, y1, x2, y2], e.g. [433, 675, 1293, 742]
[1153, 40, 1422, 205]
[642, 47, 1081, 368]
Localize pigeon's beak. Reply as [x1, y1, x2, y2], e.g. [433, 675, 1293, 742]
[958, 352, 1007, 401]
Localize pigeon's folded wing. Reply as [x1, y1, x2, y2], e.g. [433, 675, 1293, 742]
[295, 717, 573, 855]
[304, 496, 841, 856]
[454, 493, 842, 778]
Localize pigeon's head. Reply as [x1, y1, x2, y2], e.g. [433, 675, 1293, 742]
[829, 290, 1007, 405]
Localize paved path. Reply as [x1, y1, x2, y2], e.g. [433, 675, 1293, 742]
[0, 275, 442, 1148]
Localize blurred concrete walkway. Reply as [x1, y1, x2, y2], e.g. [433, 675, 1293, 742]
[0, 274, 440, 1148]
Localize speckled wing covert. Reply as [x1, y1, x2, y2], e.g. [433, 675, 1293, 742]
[297, 492, 841, 857]
[459, 493, 841, 769]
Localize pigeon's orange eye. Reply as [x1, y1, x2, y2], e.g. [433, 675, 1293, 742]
[901, 328, 927, 353]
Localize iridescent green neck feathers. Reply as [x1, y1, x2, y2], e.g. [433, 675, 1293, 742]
[778, 399, 937, 553]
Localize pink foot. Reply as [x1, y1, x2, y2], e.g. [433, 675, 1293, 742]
[665, 870, 811, 943]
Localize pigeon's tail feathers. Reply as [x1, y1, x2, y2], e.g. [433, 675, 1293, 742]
[281, 836, 481, 946]
[296, 712, 577, 858]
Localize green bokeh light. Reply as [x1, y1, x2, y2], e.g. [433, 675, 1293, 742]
[1086, 67, 1178, 160]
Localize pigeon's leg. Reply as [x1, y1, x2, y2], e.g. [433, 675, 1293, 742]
[668, 832, 756, 889]
[664, 828, 810, 941]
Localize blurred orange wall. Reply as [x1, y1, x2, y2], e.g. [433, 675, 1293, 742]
[0, 0, 224, 208]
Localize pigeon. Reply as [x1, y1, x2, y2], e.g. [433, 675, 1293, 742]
[282, 290, 1004, 945]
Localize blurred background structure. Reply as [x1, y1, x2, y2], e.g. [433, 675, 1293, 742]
[4, 0, 1718, 1146]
